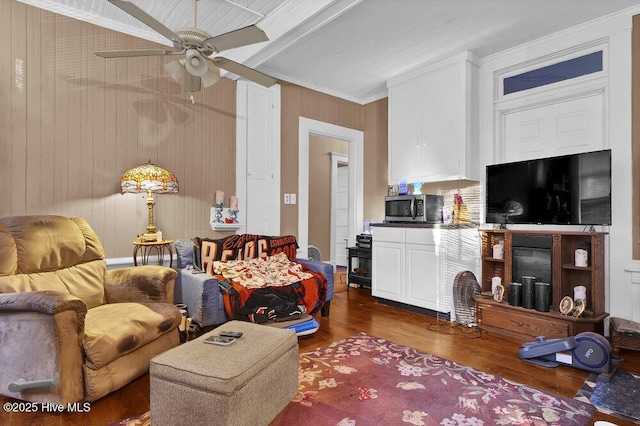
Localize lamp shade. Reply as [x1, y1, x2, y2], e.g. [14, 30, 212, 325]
[121, 162, 179, 194]
[120, 162, 178, 235]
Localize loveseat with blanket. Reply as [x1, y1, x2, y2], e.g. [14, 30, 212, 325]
[174, 234, 334, 327]
[0, 215, 181, 404]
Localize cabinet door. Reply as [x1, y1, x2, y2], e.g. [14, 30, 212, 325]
[388, 78, 423, 184]
[372, 241, 405, 302]
[420, 62, 463, 181]
[405, 243, 438, 310]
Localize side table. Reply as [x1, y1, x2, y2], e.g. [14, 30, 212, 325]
[133, 240, 174, 267]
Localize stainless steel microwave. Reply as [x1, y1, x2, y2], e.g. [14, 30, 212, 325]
[385, 195, 444, 223]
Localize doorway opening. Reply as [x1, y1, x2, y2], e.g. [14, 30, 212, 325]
[298, 117, 363, 263]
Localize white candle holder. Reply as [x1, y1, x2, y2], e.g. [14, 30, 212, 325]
[574, 285, 587, 301]
[214, 203, 224, 223]
[229, 209, 238, 223]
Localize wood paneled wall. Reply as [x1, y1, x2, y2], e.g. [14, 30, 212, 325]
[0, 0, 237, 258]
[363, 98, 388, 222]
[279, 82, 388, 236]
[308, 135, 348, 260]
[1, 1, 390, 259]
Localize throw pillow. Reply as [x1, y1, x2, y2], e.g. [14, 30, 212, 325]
[174, 239, 194, 269]
[197, 234, 300, 275]
[258, 235, 298, 261]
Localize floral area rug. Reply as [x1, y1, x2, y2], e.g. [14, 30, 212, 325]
[109, 410, 149, 426]
[271, 333, 595, 426]
[574, 369, 640, 423]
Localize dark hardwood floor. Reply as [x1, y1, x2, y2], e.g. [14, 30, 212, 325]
[2, 287, 639, 425]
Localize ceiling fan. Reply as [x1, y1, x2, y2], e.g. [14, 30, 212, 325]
[95, 0, 277, 92]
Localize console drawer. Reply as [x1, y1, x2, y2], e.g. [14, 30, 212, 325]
[478, 303, 569, 339]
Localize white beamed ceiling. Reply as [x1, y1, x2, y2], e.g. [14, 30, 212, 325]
[17, 0, 640, 104]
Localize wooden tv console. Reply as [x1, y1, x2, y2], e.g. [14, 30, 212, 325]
[474, 229, 608, 341]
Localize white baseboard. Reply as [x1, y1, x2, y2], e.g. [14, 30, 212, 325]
[105, 254, 172, 270]
[105, 257, 135, 269]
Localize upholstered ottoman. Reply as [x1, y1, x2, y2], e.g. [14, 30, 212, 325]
[150, 320, 299, 426]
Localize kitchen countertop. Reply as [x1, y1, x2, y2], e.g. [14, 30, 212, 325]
[370, 222, 478, 229]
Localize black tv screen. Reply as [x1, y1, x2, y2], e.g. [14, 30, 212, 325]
[486, 149, 611, 226]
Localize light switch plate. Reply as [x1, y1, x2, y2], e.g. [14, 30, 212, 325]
[290, 193, 297, 204]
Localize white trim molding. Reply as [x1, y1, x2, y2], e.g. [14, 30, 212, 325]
[625, 260, 640, 285]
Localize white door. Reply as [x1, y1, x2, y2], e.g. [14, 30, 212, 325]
[334, 163, 349, 266]
[503, 94, 603, 162]
[237, 82, 280, 235]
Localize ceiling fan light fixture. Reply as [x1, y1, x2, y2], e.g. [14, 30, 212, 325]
[201, 67, 221, 88]
[185, 49, 209, 77]
[163, 60, 185, 81]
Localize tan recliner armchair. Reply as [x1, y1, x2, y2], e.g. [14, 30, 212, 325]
[0, 215, 181, 404]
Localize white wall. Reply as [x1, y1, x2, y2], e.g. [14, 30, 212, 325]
[479, 7, 640, 324]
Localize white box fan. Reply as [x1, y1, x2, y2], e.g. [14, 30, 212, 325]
[308, 245, 322, 262]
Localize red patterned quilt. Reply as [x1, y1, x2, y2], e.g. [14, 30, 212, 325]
[215, 256, 328, 320]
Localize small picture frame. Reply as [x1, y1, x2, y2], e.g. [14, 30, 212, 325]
[572, 299, 586, 317]
[559, 296, 574, 316]
[493, 284, 505, 303]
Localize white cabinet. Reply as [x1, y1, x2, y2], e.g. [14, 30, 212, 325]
[387, 51, 479, 185]
[372, 227, 441, 310]
[372, 241, 405, 302]
[405, 243, 438, 309]
[372, 226, 481, 319]
[372, 227, 405, 302]
[405, 228, 439, 310]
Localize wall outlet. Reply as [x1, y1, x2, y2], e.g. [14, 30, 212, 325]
[284, 193, 290, 204]
[290, 193, 297, 204]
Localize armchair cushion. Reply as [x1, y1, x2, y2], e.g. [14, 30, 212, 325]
[0, 216, 107, 309]
[105, 266, 177, 304]
[0, 290, 87, 317]
[84, 303, 181, 370]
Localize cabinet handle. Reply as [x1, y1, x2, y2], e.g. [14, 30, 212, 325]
[517, 321, 523, 326]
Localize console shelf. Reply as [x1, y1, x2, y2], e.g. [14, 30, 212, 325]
[475, 229, 607, 341]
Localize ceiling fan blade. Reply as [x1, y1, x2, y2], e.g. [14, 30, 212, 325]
[183, 72, 201, 93]
[210, 57, 277, 87]
[203, 25, 269, 53]
[108, 0, 182, 45]
[95, 49, 178, 58]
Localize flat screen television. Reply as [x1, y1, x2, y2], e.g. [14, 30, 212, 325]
[486, 149, 611, 226]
